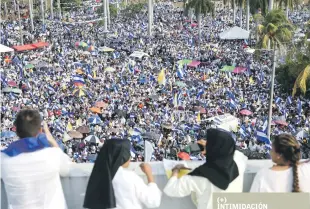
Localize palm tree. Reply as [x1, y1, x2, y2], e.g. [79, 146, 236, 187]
[186, 0, 214, 43]
[256, 9, 294, 138]
[276, 0, 299, 18]
[257, 9, 294, 49]
[253, 13, 264, 41]
[292, 65, 310, 96]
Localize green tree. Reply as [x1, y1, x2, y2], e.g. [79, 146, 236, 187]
[257, 9, 294, 49]
[186, 0, 214, 43]
[276, 42, 310, 98]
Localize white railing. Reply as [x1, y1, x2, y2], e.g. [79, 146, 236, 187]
[1, 160, 274, 209]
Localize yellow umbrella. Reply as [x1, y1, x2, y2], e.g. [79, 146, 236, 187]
[73, 87, 86, 97]
[104, 67, 116, 72]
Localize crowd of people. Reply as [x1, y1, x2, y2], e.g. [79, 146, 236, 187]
[1, 109, 310, 209]
[1, 1, 309, 163]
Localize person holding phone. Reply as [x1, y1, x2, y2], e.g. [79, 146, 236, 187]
[1, 109, 72, 209]
[163, 128, 248, 209]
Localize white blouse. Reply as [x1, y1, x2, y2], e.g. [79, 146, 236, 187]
[163, 151, 248, 209]
[112, 166, 162, 209]
[250, 162, 310, 192]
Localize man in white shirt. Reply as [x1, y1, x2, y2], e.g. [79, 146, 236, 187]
[1, 109, 72, 209]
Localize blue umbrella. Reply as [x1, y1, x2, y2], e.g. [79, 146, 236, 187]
[1, 131, 16, 138]
[88, 116, 102, 125]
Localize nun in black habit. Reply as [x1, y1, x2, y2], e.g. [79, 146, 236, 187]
[163, 128, 248, 209]
[83, 138, 162, 209]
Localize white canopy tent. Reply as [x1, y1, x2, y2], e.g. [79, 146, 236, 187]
[204, 113, 239, 132]
[129, 51, 149, 59]
[219, 26, 250, 40]
[0, 44, 14, 53]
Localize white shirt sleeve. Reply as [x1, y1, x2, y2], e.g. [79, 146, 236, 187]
[134, 176, 162, 208]
[56, 148, 72, 177]
[250, 169, 264, 192]
[164, 175, 206, 198]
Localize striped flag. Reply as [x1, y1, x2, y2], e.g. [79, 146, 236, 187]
[73, 75, 85, 84]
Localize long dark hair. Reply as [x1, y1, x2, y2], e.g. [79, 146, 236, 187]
[273, 134, 301, 192]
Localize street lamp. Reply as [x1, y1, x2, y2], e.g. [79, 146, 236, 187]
[267, 49, 276, 140]
[40, 0, 45, 31]
[29, 0, 34, 31]
[246, 0, 249, 31]
[103, 0, 108, 31]
[50, 0, 54, 19]
[17, 0, 24, 45]
[57, 0, 61, 19]
[252, 48, 276, 140]
[147, 0, 153, 36]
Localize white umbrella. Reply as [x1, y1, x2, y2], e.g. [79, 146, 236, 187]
[85, 135, 100, 143]
[104, 67, 116, 72]
[82, 51, 91, 55]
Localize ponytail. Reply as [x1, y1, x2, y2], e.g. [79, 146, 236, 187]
[292, 162, 300, 192]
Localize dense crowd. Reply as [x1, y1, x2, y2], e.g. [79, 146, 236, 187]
[1, 1, 309, 163]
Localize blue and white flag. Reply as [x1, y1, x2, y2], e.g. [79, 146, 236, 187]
[256, 130, 271, 146]
[262, 119, 268, 133]
[47, 85, 56, 93]
[275, 97, 281, 105]
[239, 126, 248, 138]
[226, 90, 235, 100]
[73, 75, 85, 84]
[177, 66, 184, 79]
[230, 98, 237, 109]
[288, 124, 296, 134]
[128, 64, 134, 73]
[54, 122, 65, 134]
[258, 71, 264, 84]
[196, 89, 204, 99]
[286, 96, 292, 105]
[297, 99, 302, 115]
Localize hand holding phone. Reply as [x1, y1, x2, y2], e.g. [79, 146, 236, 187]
[42, 121, 59, 148]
